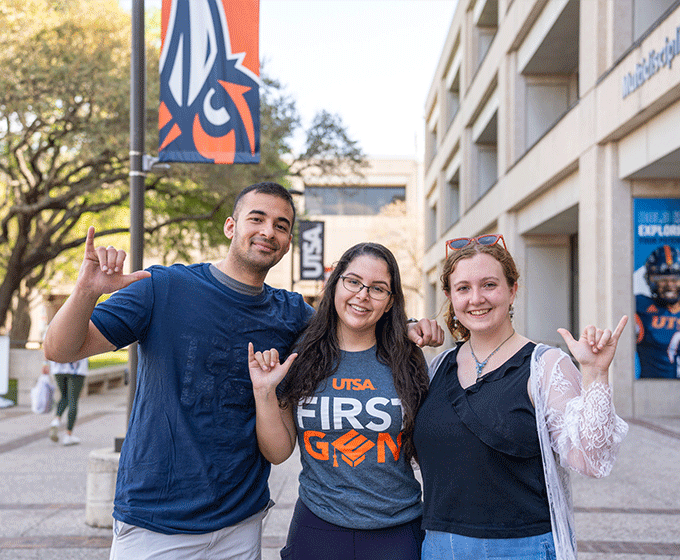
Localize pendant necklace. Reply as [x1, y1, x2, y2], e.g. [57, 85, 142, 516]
[469, 330, 515, 381]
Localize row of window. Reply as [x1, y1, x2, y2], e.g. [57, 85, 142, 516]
[425, 0, 675, 247]
[304, 186, 406, 216]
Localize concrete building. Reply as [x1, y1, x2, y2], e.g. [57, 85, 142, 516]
[266, 157, 425, 319]
[423, 0, 680, 417]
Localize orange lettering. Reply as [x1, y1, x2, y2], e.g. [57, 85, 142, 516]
[377, 432, 402, 463]
[304, 431, 329, 460]
[332, 378, 348, 390]
[652, 316, 663, 328]
[332, 378, 377, 390]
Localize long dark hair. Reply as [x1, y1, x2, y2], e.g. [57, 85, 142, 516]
[280, 242, 428, 462]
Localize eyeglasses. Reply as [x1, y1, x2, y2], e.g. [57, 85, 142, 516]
[445, 234, 507, 257]
[339, 276, 392, 300]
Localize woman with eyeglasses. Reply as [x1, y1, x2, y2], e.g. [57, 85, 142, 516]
[413, 234, 629, 560]
[248, 242, 430, 560]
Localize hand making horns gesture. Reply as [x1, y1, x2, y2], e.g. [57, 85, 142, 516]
[77, 226, 151, 296]
[557, 315, 628, 377]
[248, 343, 298, 396]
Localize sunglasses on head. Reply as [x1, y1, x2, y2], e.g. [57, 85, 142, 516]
[445, 234, 507, 257]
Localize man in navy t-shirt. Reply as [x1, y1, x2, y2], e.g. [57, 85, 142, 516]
[44, 183, 311, 559]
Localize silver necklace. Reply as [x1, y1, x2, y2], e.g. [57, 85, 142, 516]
[469, 330, 515, 381]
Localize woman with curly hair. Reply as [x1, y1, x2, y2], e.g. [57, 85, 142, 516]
[413, 234, 628, 560]
[248, 242, 430, 560]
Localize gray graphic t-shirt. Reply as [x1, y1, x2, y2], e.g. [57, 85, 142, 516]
[295, 347, 422, 529]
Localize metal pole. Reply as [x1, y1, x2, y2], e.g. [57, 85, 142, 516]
[122, 0, 146, 445]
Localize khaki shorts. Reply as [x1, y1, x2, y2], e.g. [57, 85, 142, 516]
[110, 501, 274, 560]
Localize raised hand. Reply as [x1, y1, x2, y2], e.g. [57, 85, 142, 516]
[557, 316, 628, 378]
[77, 226, 151, 296]
[248, 343, 297, 395]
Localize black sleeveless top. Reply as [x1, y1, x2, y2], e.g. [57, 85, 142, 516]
[413, 342, 552, 538]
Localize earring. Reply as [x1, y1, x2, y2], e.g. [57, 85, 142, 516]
[509, 305, 514, 321]
[452, 315, 459, 328]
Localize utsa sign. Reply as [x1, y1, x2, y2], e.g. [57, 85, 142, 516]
[299, 221, 325, 281]
[159, 0, 260, 164]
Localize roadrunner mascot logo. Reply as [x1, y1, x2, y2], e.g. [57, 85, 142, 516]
[159, 0, 260, 164]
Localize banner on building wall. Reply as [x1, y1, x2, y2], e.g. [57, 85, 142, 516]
[299, 221, 325, 281]
[633, 198, 680, 379]
[159, 0, 260, 164]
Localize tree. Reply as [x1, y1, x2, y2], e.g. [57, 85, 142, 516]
[370, 200, 423, 317]
[0, 0, 364, 338]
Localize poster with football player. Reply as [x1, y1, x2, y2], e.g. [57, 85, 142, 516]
[633, 198, 680, 379]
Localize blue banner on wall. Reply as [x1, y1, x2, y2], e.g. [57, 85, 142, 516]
[159, 0, 260, 164]
[633, 198, 680, 379]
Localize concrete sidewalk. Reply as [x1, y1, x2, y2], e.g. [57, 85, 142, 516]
[0, 383, 678, 559]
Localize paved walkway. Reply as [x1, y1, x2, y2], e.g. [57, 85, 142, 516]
[0, 383, 678, 559]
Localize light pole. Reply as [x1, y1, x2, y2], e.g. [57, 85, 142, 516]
[117, 0, 145, 453]
[288, 189, 304, 291]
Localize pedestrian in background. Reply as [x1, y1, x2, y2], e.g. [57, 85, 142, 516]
[47, 358, 88, 445]
[413, 234, 629, 560]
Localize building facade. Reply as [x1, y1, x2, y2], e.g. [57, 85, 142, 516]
[266, 157, 425, 319]
[424, 0, 680, 416]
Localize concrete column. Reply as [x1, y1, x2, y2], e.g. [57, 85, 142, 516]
[602, 143, 635, 416]
[579, 0, 609, 97]
[86, 448, 120, 528]
[608, 0, 634, 64]
[497, 212, 526, 334]
[497, 46, 511, 175]
[461, 127, 473, 213]
[9, 348, 44, 406]
[578, 146, 607, 329]
[580, 143, 635, 416]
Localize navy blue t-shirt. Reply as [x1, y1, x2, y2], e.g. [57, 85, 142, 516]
[91, 263, 313, 534]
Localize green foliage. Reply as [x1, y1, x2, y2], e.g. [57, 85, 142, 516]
[89, 351, 129, 370]
[0, 0, 365, 333]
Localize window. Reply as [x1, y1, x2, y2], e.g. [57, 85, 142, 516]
[634, 0, 676, 41]
[519, 0, 579, 153]
[447, 71, 460, 129]
[472, 105, 498, 201]
[427, 201, 438, 248]
[426, 122, 438, 167]
[305, 186, 406, 216]
[473, 0, 498, 71]
[525, 81, 571, 148]
[446, 171, 460, 228]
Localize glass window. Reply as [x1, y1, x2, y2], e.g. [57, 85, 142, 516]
[305, 187, 406, 215]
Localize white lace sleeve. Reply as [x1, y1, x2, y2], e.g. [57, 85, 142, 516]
[533, 345, 628, 478]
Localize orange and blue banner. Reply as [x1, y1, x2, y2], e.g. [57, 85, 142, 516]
[159, 0, 260, 164]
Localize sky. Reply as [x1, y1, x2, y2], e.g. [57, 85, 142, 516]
[121, 0, 457, 159]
